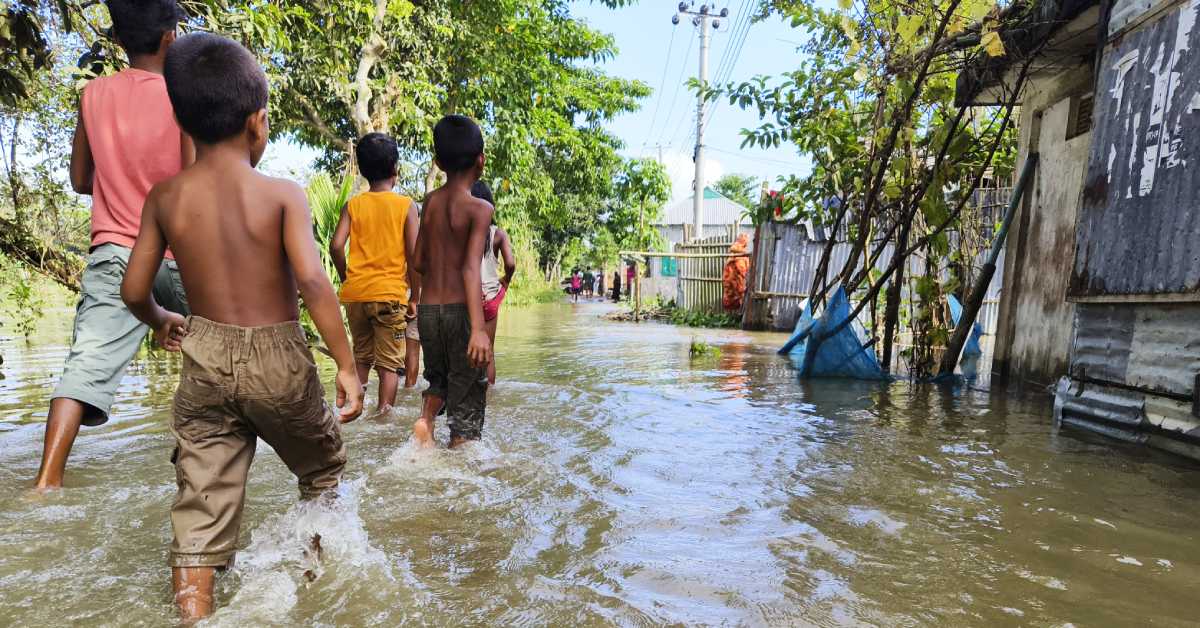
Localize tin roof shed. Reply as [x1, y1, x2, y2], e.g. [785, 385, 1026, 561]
[655, 188, 752, 227]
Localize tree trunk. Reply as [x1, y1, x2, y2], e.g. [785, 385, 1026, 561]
[423, 160, 441, 197]
[880, 220, 910, 373]
[348, 0, 390, 136]
[835, 0, 963, 286]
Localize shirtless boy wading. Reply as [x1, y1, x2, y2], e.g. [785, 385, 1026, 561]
[120, 33, 362, 620]
[411, 115, 494, 449]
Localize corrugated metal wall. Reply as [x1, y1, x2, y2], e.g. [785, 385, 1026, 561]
[1055, 0, 1200, 459]
[1070, 0, 1200, 297]
[756, 188, 1011, 336]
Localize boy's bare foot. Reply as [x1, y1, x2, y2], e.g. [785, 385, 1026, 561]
[448, 435, 475, 449]
[412, 417, 435, 448]
[173, 566, 216, 623]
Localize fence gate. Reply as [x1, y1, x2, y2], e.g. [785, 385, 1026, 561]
[676, 226, 737, 314]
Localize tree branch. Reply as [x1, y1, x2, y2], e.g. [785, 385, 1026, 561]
[296, 93, 351, 152]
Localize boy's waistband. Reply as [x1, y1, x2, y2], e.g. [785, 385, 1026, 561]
[417, 303, 467, 313]
[187, 316, 306, 344]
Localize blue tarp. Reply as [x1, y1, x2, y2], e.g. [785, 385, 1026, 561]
[945, 294, 984, 379]
[777, 287, 887, 379]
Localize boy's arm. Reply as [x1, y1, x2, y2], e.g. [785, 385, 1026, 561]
[120, 187, 186, 350]
[497, 228, 516, 287]
[404, 200, 421, 306]
[462, 199, 494, 368]
[280, 181, 362, 422]
[411, 199, 429, 276]
[329, 203, 351, 283]
[69, 110, 94, 195]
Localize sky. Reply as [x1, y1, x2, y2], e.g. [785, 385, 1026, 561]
[262, 1, 816, 204]
[574, 1, 813, 203]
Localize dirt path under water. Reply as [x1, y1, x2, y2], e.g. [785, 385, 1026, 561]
[1, 300, 1199, 626]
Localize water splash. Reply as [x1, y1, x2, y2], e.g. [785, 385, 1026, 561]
[203, 478, 400, 626]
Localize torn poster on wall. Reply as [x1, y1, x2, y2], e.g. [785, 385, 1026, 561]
[1071, 0, 1200, 297]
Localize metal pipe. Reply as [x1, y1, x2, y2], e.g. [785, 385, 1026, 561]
[936, 152, 1039, 378]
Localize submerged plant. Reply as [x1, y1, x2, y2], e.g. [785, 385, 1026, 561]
[689, 338, 721, 358]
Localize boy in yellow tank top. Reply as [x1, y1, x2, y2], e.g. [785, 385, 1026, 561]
[330, 133, 420, 412]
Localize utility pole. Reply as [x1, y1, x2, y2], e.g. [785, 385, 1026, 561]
[673, 3, 727, 242]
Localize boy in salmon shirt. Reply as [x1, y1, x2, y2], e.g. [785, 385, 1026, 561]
[329, 133, 420, 414]
[34, 0, 192, 490]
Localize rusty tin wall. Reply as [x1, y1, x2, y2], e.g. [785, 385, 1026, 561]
[1057, 302, 1200, 459]
[1070, 0, 1200, 297]
[1070, 303, 1200, 398]
[1110, 0, 1160, 34]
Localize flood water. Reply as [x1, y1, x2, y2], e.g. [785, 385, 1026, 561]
[2, 301, 1200, 626]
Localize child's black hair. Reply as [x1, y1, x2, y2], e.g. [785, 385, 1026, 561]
[469, 180, 494, 205]
[470, 180, 496, 225]
[432, 114, 484, 174]
[164, 32, 268, 144]
[105, 0, 182, 56]
[355, 133, 399, 183]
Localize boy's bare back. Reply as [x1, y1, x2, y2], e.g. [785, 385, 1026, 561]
[416, 185, 494, 305]
[147, 159, 310, 326]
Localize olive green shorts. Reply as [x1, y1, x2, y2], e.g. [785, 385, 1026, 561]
[52, 243, 190, 426]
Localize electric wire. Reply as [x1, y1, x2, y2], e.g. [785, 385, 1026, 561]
[643, 26, 678, 151]
[652, 23, 695, 148]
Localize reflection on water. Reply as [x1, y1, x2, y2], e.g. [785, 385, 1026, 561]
[2, 301, 1200, 626]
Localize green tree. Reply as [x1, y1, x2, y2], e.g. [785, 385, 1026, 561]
[608, 157, 671, 253]
[713, 173, 759, 209]
[717, 0, 1026, 374]
[201, 0, 649, 277]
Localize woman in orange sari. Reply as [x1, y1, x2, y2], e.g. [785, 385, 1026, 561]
[723, 233, 751, 312]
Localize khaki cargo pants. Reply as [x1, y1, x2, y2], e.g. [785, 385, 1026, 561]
[169, 317, 346, 568]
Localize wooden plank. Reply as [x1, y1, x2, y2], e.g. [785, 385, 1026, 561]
[752, 291, 809, 299]
[619, 251, 749, 259]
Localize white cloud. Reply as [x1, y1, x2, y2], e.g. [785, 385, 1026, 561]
[657, 147, 726, 205]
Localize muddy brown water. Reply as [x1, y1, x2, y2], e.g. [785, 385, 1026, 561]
[1, 301, 1199, 626]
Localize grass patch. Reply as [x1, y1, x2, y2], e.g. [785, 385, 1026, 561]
[603, 296, 741, 328]
[667, 307, 740, 329]
[505, 274, 565, 307]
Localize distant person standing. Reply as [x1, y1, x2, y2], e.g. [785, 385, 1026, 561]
[611, 270, 621, 302]
[625, 263, 636, 301]
[582, 269, 594, 298]
[570, 270, 582, 302]
[596, 269, 605, 300]
[723, 233, 751, 312]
